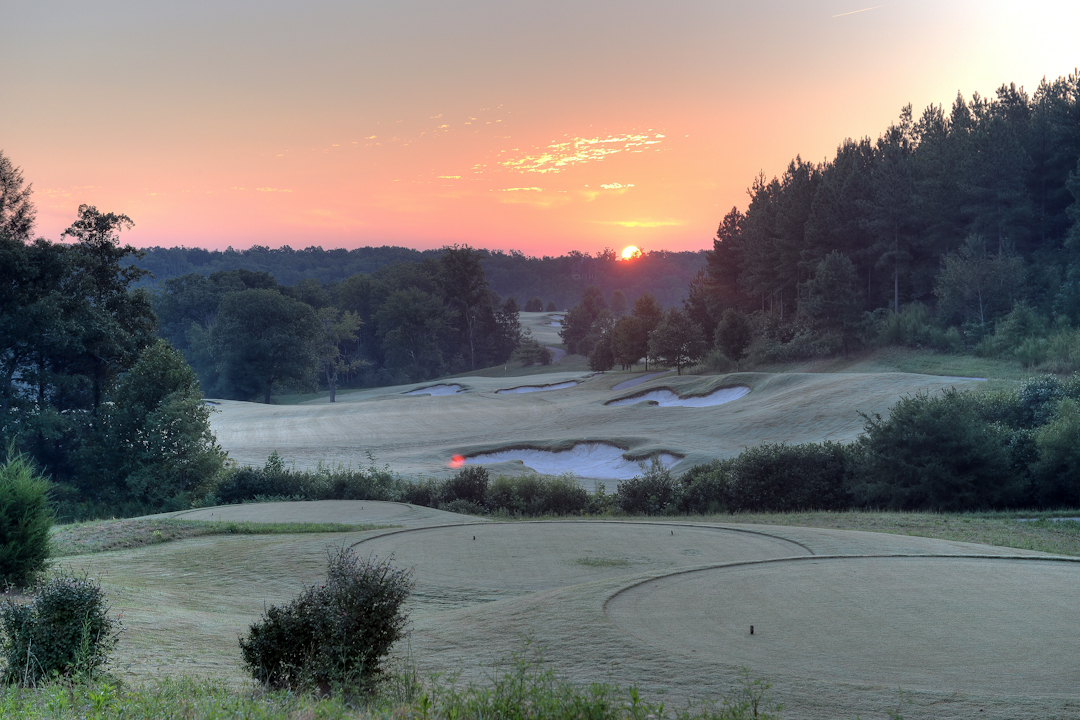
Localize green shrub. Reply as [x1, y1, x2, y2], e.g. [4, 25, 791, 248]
[213, 453, 404, 505]
[401, 477, 443, 507]
[0, 453, 53, 589]
[725, 441, 853, 513]
[239, 545, 412, 693]
[853, 389, 1023, 511]
[441, 466, 489, 506]
[485, 473, 589, 516]
[616, 459, 680, 514]
[0, 572, 119, 685]
[1031, 397, 1080, 507]
[678, 460, 730, 514]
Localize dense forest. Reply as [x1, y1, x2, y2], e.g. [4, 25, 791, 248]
[153, 248, 523, 398]
[131, 244, 706, 310]
[680, 72, 1080, 367]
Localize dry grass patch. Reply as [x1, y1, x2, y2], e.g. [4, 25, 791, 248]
[51, 518, 391, 556]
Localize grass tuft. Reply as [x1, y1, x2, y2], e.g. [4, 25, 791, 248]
[574, 556, 632, 567]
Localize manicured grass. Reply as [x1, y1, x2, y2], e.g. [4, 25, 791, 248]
[51, 518, 393, 557]
[749, 346, 1028, 382]
[712, 510, 1080, 556]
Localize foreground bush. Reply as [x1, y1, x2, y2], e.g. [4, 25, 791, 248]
[0, 572, 120, 685]
[0, 453, 53, 589]
[240, 545, 412, 693]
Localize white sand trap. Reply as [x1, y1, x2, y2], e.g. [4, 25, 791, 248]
[353, 522, 808, 596]
[612, 372, 669, 391]
[608, 385, 750, 407]
[607, 556, 1080, 696]
[496, 381, 578, 394]
[548, 320, 562, 327]
[464, 443, 679, 479]
[404, 384, 464, 396]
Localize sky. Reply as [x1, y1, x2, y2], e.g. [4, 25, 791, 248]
[3, 1, 1078, 257]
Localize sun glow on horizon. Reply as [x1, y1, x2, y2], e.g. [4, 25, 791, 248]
[621, 245, 641, 260]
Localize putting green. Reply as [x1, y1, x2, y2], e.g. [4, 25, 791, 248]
[351, 521, 808, 596]
[606, 555, 1080, 696]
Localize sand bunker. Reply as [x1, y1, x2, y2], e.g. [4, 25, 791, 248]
[404, 384, 464, 396]
[464, 443, 680, 479]
[496, 381, 578, 394]
[607, 386, 749, 407]
[607, 555, 1080, 696]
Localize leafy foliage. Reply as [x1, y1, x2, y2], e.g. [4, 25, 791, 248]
[0, 572, 119, 685]
[0, 453, 52, 589]
[239, 546, 412, 692]
[616, 459, 680, 514]
[854, 390, 1022, 511]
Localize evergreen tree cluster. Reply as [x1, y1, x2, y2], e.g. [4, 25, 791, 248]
[691, 72, 1080, 361]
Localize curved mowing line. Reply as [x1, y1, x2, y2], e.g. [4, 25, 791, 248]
[601, 552, 1080, 617]
[496, 381, 579, 394]
[349, 519, 813, 556]
[606, 385, 750, 408]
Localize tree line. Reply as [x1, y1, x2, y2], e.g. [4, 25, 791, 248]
[681, 71, 1080, 368]
[130, 244, 706, 311]
[154, 246, 522, 400]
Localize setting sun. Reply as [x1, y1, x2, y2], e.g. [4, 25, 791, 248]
[621, 245, 641, 260]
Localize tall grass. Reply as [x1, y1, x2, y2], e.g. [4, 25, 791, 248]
[0, 650, 781, 719]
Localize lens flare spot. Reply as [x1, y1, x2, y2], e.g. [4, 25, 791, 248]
[449, 454, 465, 468]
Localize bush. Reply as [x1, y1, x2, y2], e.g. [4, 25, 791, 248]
[485, 473, 589, 516]
[212, 453, 404, 505]
[239, 545, 412, 693]
[0, 453, 53, 589]
[401, 477, 443, 507]
[725, 442, 853, 513]
[853, 389, 1022, 511]
[0, 572, 120, 685]
[441, 466, 489, 506]
[616, 459, 680, 514]
[678, 460, 729, 514]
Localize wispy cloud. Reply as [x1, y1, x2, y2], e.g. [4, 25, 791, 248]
[832, 5, 884, 17]
[256, 187, 292, 193]
[600, 183, 635, 190]
[496, 133, 665, 174]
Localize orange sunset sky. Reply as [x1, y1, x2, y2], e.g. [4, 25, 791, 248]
[4, 1, 1078, 257]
